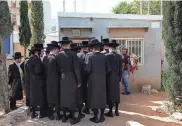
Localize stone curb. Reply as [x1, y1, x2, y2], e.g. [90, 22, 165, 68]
[4, 106, 29, 126]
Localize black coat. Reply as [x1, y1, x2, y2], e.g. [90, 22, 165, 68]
[8, 63, 23, 100]
[85, 52, 111, 109]
[77, 51, 88, 103]
[56, 49, 81, 109]
[28, 55, 45, 107]
[24, 58, 31, 106]
[106, 52, 123, 104]
[20, 61, 25, 86]
[43, 54, 60, 105]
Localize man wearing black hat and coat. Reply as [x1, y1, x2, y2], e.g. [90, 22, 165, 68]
[70, 43, 85, 119]
[23, 47, 35, 107]
[85, 39, 111, 123]
[104, 40, 123, 117]
[8, 52, 23, 110]
[28, 44, 46, 119]
[101, 38, 110, 54]
[77, 41, 90, 114]
[56, 37, 81, 125]
[43, 41, 61, 120]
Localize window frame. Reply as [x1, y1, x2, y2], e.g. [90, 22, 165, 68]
[111, 38, 144, 65]
[12, 14, 17, 22]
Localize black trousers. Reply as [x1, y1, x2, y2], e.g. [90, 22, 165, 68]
[10, 98, 16, 109]
[48, 103, 60, 112]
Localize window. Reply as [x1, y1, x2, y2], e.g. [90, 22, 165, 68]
[72, 29, 81, 37]
[112, 38, 144, 65]
[12, 14, 16, 22]
[52, 26, 56, 31]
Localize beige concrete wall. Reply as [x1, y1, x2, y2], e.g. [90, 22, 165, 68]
[109, 28, 147, 38]
[13, 43, 25, 56]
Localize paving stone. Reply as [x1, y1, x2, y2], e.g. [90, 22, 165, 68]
[126, 121, 146, 126]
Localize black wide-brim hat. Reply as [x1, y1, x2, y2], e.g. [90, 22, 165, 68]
[59, 37, 72, 44]
[81, 41, 91, 47]
[90, 39, 102, 47]
[108, 39, 119, 47]
[102, 38, 110, 45]
[13, 52, 23, 58]
[70, 43, 81, 50]
[47, 41, 60, 48]
[33, 43, 44, 50]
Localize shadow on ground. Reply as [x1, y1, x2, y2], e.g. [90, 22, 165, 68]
[18, 92, 182, 126]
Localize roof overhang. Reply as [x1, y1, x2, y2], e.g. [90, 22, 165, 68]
[58, 12, 163, 21]
[60, 26, 92, 29]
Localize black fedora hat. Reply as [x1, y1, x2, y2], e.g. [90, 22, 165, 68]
[70, 43, 81, 50]
[47, 41, 60, 48]
[33, 43, 44, 50]
[13, 52, 23, 58]
[108, 39, 119, 47]
[81, 41, 90, 47]
[90, 39, 102, 47]
[59, 37, 72, 44]
[102, 38, 110, 45]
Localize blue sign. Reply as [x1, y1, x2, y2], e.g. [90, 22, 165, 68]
[4, 36, 10, 54]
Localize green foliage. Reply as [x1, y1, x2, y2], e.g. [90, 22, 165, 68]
[112, 0, 161, 15]
[163, 1, 182, 101]
[161, 70, 171, 93]
[0, 1, 12, 112]
[30, 1, 45, 44]
[0, 1, 12, 39]
[19, 1, 32, 49]
[112, 1, 138, 14]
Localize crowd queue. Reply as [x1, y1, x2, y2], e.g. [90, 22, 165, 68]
[8, 37, 132, 125]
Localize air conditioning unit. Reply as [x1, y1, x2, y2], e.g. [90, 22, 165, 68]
[72, 29, 80, 37]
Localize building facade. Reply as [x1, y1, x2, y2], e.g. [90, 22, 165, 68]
[6, 0, 52, 59]
[58, 12, 163, 92]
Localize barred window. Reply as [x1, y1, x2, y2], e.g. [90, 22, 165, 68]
[112, 38, 144, 65]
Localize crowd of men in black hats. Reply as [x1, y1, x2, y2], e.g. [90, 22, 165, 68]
[8, 37, 131, 125]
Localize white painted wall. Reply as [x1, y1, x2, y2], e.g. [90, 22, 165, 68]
[43, 0, 52, 33]
[45, 31, 59, 44]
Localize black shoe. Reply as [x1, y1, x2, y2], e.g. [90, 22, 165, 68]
[31, 113, 38, 119]
[99, 116, 105, 123]
[78, 113, 85, 119]
[115, 111, 119, 116]
[68, 114, 71, 118]
[55, 114, 63, 120]
[62, 116, 68, 123]
[83, 108, 90, 114]
[38, 113, 46, 119]
[48, 115, 54, 120]
[70, 117, 80, 125]
[104, 112, 114, 117]
[122, 92, 131, 95]
[89, 117, 100, 123]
